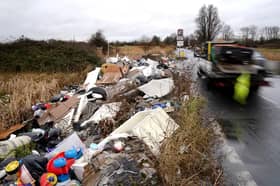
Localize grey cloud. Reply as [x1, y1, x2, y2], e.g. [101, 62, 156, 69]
[0, 0, 279, 41]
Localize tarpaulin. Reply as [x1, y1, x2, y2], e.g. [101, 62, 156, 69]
[138, 78, 174, 98]
[105, 108, 179, 155]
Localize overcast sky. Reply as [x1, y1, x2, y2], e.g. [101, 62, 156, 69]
[0, 0, 279, 42]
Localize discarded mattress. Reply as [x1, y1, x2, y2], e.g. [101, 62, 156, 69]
[104, 108, 179, 155]
[83, 68, 101, 92]
[138, 78, 174, 98]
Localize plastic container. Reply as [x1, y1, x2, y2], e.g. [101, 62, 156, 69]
[57, 174, 69, 182]
[40, 172, 57, 186]
[54, 158, 67, 168]
[90, 143, 98, 150]
[65, 149, 77, 159]
[47, 152, 75, 175]
[5, 160, 19, 175]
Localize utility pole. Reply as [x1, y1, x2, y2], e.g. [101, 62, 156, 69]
[107, 40, 110, 57]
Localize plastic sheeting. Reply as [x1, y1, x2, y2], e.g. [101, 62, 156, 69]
[106, 57, 119, 63]
[130, 58, 160, 78]
[81, 102, 121, 127]
[55, 108, 75, 136]
[74, 95, 88, 123]
[105, 108, 178, 155]
[138, 78, 174, 98]
[0, 136, 31, 160]
[45, 132, 86, 159]
[84, 68, 101, 92]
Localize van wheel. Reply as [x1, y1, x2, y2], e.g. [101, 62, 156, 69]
[251, 85, 260, 92]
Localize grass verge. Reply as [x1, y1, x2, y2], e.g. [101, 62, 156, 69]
[158, 71, 222, 185]
[257, 48, 280, 61]
[159, 98, 222, 185]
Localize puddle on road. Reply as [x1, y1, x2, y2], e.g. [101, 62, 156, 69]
[217, 118, 257, 141]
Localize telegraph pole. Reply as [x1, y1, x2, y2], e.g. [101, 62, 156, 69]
[107, 40, 110, 57]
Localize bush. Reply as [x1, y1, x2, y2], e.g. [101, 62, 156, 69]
[0, 38, 101, 72]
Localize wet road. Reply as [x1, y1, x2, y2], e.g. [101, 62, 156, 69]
[182, 50, 280, 186]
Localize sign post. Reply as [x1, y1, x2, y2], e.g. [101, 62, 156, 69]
[176, 29, 184, 48]
[176, 29, 186, 59]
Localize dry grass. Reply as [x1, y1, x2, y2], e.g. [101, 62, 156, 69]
[257, 48, 280, 61]
[0, 66, 92, 131]
[158, 73, 222, 186]
[110, 45, 175, 58]
[159, 98, 222, 185]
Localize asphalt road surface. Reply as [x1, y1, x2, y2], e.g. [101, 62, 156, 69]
[182, 49, 280, 186]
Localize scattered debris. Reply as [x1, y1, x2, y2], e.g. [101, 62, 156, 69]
[0, 54, 221, 185]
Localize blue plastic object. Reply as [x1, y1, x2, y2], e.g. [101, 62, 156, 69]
[57, 174, 69, 182]
[53, 158, 66, 168]
[65, 149, 78, 159]
[90, 143, 98, 150]
[152, 103, 167, 109]
[76, 149, 83, 159]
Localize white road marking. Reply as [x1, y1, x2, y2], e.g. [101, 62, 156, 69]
[213, 122, 258, 186]
[259, 94, 280, 109]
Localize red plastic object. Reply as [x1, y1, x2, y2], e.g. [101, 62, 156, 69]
[47, 152, 75, 175]
[44, 103, 52, 109]
[40, 173, 57, 186]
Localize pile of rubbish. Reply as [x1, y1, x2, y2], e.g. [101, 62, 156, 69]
[0, 55, 184, 185]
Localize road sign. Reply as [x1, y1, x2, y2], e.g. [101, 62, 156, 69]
[177, 40, 184, 47]
[177, 29, 183, 37]
[176, 36, 184, 41]
[177, 29, 184, 48]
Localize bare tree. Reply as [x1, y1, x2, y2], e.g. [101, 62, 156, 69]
[264, 26, 274, 40]
[189, 34, 198, 47]
[139, 35, 151, 44]
[259, 27, 265, 40]
[163, 33, 177, 45]
[195, 4, 222, 43]
[271, 26, 280, 39]
[150, 35, 161, 45]
[248, 25, 258, 41]
[240, 27, 250, 41]
[139, 35, 151, 55]
[88, 30, 108, 54]
[221, 24, 234, 40]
